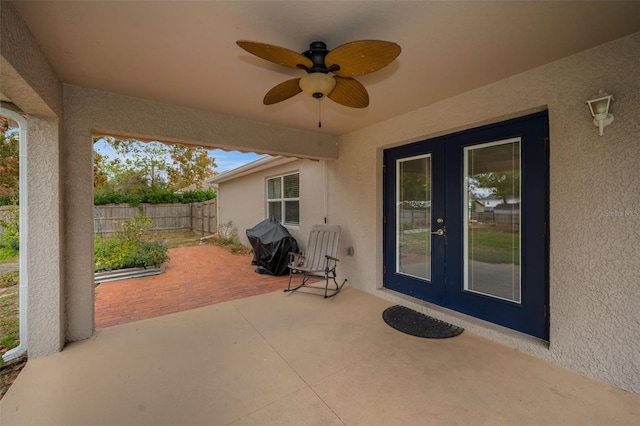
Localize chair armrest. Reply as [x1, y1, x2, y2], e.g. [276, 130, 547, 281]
[325, 255, 340, 262]
[289, 252, 305, 268]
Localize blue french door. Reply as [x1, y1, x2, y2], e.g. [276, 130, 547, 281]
[384, 112, 549, 339]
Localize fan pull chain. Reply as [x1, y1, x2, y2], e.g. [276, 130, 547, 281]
[318, 100, 322, 128]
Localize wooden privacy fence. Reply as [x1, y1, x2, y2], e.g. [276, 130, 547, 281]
[94, 199, 217, 236]
[400, 208, 430, 228]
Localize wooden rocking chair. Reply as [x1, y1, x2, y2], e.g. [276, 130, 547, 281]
[284, 225, 347, 298]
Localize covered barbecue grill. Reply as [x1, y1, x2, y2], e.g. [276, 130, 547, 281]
[246, 217, 299, 275]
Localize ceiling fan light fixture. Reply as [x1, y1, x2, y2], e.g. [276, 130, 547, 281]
[299, 72, 336, 100]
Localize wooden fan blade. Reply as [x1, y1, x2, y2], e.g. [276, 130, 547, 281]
[328, 77, 369, 108]
[326, 40, 401, 77]
[237, 40, 313, 70]
[263, 78, 302, 105]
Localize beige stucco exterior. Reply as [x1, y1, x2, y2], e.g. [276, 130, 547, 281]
[330, 33, 640, 393]
[1, 0, 638, 393]
[1, 2, 64, 357]
[214, 158, 327, 250]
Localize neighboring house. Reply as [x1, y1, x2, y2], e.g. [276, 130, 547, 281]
[208, 156, 326, 252]
[1, 1, 639, 395]
[473, 200, 486, 213]
[478, 196, 519, 211]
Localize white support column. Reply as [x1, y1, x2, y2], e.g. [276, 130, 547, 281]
[62, 121, 95, 342]
[25, 115, 64, 357]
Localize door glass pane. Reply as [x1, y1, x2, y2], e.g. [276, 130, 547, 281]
[464, 138, 521, 303]
[396, 155, 431, 280]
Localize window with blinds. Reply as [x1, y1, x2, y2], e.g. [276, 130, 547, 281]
[267, 172, 299, 225]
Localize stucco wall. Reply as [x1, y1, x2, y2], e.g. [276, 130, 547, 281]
[0, 1, 62, 118]
[217, 159, 326, 250]
[62, 86, 340, 341]
[1, 0, 65, 357]
[65, 86, 339, 160]
[331, 33, 640, 393]
[25, 116, 64, 356]
[4, 0, 637, 393]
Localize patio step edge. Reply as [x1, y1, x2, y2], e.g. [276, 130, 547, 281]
[94, 265, 165, 284]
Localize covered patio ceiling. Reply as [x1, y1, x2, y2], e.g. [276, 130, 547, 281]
[7, 1, 640, 136]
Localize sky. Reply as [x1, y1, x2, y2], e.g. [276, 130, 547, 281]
[211, 149, 263, 173]
[93, 138, 264, 173]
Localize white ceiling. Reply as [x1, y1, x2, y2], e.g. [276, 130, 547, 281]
[10, 1, 640, 136]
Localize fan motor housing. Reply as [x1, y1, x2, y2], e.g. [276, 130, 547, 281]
[302, 41, 335, 74]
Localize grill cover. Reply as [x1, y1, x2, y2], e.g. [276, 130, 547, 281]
[246, 217, 299, 276]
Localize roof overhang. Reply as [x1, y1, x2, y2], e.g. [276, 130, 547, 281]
[208, 156, 298, 184]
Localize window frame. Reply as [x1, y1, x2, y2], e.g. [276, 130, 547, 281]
[266, 172, 300, 226]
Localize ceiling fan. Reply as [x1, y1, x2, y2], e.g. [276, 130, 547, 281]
[237, 40, 401, 109]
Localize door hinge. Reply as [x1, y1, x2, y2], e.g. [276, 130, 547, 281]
[544, 221, 547, 235]
[383, 265, 387, 275]
[383, 164, 387, 174]
[383, 215, 387, 224]
[543, 136, 549, 150]
[544, 304, 548, 318]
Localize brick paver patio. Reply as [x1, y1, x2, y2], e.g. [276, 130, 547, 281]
[95, 244, 291, 328]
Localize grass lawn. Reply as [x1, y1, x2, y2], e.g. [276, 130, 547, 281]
[468, 230, 520, 264]
[0, 255, 21, 400]
[156, 231, 204, 248]
[401, 228, 519, 264]
[0, 286, 18, 355]
[0, 259, 20, 364]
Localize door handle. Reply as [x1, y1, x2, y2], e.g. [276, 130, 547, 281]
[431, 227, 445, 236]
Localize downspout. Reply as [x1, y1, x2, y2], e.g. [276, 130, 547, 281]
[215, 187, 220, 233]
[1, 106, 28, 362]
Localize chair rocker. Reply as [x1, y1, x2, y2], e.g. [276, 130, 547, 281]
[284, 224, 347, 298]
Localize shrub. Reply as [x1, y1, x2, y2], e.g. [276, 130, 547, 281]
[142, 188, 176, 204]
[0, 248, 18, 262]
[94, 188, 215, 206]
[205, 221, 252, 256]
[0, 271, 19, 288]
[0, 201, 19, 258]
[0, 196, 17, 207]
[94, 213, 169, 272]
[93, 189, 132, 206]
[178, 190, 216, 204]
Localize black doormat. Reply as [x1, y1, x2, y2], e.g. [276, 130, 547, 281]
[382, 305, 464, 338]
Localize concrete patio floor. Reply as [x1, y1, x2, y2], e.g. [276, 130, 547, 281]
[2, 287, 639, 425]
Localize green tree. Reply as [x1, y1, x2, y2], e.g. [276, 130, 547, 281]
[166, 144, 217, 190]
[473, 171, 520, 203]
[93, 151, 110, 191]
[0, 117, 19, 199]
[93, 137, 217, 193]
[401, 172, 430, 202]
[98, 137, 170, 188]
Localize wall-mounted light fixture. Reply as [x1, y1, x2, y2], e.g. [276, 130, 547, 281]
[586, 93, 614, 136]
